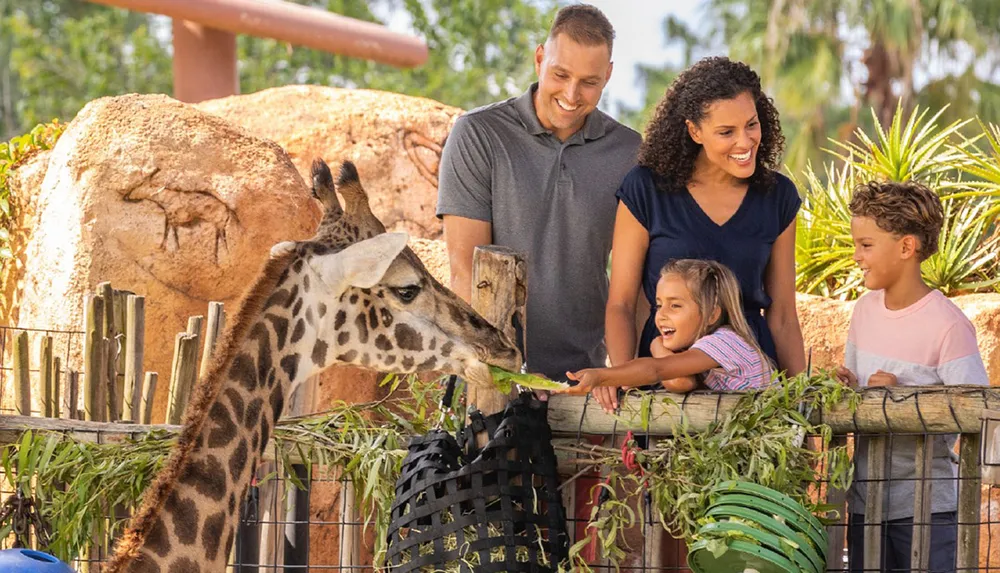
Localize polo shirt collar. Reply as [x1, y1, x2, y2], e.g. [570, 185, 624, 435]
[515, 83, 607, 141]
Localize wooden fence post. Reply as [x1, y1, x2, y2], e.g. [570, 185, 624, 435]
[123, 295, 145, 422]
[83, 294, 106, 422]
[467, 246, 526, 425]
[13, 330, 30, 416]
[39, 335, 53, 417]
[957, 433, 982, 571]
[200, 302, 225, 379]
[51, 356, 61, 419]
[141, 372, 158, 425]
[165, 333, 198, 425]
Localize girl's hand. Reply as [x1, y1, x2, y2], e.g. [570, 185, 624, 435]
[555, 369, 606, 397]
[650, 337, 673, 359]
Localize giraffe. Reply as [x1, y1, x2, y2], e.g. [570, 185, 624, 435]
[105, 159, 521, 573]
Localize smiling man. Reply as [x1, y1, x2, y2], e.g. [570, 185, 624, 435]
[436, 4, 641, 380]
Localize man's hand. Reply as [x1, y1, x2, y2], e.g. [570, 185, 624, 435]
[836, 366, 858, 388]
[592, 386, 619, 413]
[868, 370, 898, 387]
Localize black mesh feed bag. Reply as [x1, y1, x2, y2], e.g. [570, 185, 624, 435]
[385, 392, 569, 572]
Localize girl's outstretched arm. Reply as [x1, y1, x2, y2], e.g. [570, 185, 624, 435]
[556, 349, 718, 397]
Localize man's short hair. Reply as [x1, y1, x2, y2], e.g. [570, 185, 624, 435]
[548, 4, 615, 55]
[849, 180, 944, 261]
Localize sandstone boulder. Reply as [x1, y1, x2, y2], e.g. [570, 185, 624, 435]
[195, 86, 461, 240]
[15, 93, 319, 420]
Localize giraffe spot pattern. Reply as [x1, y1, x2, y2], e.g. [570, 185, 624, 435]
[401, 356, 414, 370]
[224, 388, 245, 422]
[285, 285, 299, 308]
[441, 342, 454, 357]
[384, 355, 396, 366]
[179, 455, 227, 501]
[265, 289, 290, 309]
[368, 306, 379, 330]
[417, 356, 438, 370]
[245, 398, 263, 430]
[306, 306, 315, 326]
[354, 312, 369, 344]
[168, 558, 200, 573]
[380, 308, 393, 327]
[265, 313, 289, 350]
[292, 259, 303, 273]
[269, 383, 285, 421]
[336, 350, 358, 363]
[230, 438, 248, 481]
[166, 499, 202, 540]
[349, 294, 359, 304]
[429, 338, 437, 351]
[291, 319, 305, 344]
[266, 367, 277, 389]
[201, 511, 227, 561]
[337, 331, 350, 345]
[280, 354, 300, 381]
[448, 304, 466, 327]
[228, 493, 237, 515]
[228, 354, 256, 392]
[251, 432, 259, 453]
[207, 402, 237, 448]
[334, 310, 347, 330]
[375, 334, 393, 351]
[318, 303, 327, 318]
[302, 273, 310, 293]
[394, 323, 423, 351]
[130, 552, 161, 573]
[259, 418, 271, 455]
[312, 339, 329, 366]
[224, 530, 236, 565]
[146, 517, 171, 557]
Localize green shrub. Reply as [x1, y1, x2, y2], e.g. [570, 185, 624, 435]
[796, 104, 1000, 299]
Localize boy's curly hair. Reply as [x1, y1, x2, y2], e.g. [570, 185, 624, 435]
[849, 180, 944, 261]
[638, 56, 785, 192]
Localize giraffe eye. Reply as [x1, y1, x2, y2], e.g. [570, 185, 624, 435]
[390, 285, 421, 303]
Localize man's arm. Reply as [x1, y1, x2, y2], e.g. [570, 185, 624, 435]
[443, 216, 492, 304]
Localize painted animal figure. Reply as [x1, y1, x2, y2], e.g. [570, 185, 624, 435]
[105, 159, 520, 573]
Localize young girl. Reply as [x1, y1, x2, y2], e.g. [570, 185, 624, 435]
[557, 259, 773, 398]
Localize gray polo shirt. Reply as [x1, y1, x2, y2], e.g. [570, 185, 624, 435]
[436, 84, 641, 379]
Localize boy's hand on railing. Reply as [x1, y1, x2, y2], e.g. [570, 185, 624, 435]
[836, 366, 858, 388]
[867, 370, 898, 387]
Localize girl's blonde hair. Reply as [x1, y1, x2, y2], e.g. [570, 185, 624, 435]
[659, 259, 772, 367]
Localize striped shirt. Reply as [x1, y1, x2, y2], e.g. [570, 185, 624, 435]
[690, 327, 773, 391]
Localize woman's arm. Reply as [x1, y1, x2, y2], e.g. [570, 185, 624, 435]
[600, 202, 651, 410]
[558, 349, 717, 395]
[765, 217, 806, 375]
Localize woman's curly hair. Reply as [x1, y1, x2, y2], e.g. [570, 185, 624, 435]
[638, 56, 785, 192]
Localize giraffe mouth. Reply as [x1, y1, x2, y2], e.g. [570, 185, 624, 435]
[462, 360, 495, 389]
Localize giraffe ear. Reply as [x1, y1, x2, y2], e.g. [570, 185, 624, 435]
[313, 232, 409, 290]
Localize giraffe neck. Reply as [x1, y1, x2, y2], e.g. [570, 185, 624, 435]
[107, 254, 320, 573]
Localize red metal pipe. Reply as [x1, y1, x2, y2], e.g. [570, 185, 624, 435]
[86, 0, 429, 68]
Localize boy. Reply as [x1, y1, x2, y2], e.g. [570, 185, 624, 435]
[838, 180, 989, 573]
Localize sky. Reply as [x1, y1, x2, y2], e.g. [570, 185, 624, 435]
[583, 1, 705, 112]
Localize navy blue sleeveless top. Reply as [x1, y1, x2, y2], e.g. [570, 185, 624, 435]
[616, 166, 802, 365]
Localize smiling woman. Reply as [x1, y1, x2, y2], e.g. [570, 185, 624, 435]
[600, 56, 806, 408]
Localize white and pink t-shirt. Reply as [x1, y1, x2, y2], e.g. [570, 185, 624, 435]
[846, 289, 989, 520]
[690, 327, 773, 391]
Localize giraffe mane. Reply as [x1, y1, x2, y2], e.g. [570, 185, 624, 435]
[107, 249, 297, 570]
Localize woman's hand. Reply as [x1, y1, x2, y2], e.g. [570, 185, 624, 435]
[835, 366, 858, 388]
[868, 370, 898, 387]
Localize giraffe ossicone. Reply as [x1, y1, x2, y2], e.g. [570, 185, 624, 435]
[106, 158, 520, 573]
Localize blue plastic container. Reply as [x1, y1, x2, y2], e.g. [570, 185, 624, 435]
[0, 549, 76, 572]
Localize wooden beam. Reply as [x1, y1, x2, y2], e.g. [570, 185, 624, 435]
[546, 387, 998, 436]
[84, 0, 428, 68]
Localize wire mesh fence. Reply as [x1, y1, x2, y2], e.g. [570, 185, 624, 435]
[0, 384, 999, 571]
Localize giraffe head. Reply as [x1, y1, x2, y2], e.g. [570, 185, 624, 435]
[271, 159, 521, 387]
